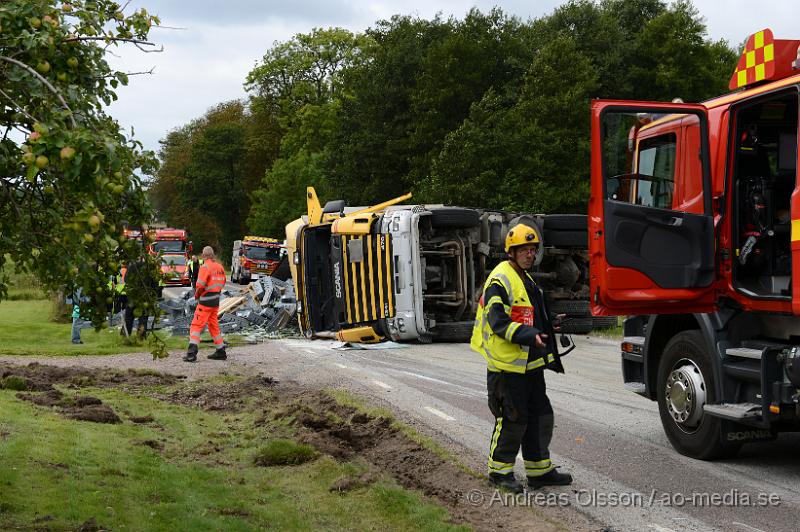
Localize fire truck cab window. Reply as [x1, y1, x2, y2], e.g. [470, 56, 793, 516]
[636, 134, 676, 209]
[733, 92, 798, 298]
[244, 246, 281, 261]
[153, 240, 185, 253]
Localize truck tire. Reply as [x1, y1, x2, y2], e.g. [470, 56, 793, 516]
[432, 321, 474, 343]
[429, 208, 480, 229]
[656, 330, 741, 460]
[592, 316, 619, 329]
[240, 274, 251, 285]
[543, 229, 587, 248]
[547, 299, 591, 317]
[543, 214, 587, 231]
[560, 317, 593, 334]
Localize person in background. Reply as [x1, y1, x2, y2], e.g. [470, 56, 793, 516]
[188, 254, 201, 291]
[69, 287, 86, 344]
[184, 246, 227, 362]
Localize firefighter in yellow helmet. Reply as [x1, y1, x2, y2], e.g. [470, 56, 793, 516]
[471, 223, 572, 493]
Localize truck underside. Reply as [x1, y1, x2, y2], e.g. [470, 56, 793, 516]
[298, 206, 594, 343]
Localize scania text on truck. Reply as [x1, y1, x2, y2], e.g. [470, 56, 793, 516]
[590, 28, 800, 459]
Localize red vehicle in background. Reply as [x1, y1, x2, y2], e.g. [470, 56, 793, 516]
[160, 253, 191, 286]
[231, 236, 284, 284]
[148, 228, 191, 256]
[590, 29, 800, 459]
[148, 228, 192, 287]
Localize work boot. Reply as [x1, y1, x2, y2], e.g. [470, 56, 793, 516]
[183, 344, 198, 363]
[527, 468, 573, 489]
[208, 347, 227, 360]
[489, 473, 524, 494]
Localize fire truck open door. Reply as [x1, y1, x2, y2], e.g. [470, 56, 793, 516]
[589, 100, 718, 316]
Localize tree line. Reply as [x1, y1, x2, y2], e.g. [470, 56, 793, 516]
[149, 0, 738, 261]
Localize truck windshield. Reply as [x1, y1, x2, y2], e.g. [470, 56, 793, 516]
[244, 246, 281, 261]
[161, 255, 186, 266]
[154, 240, 185, 253]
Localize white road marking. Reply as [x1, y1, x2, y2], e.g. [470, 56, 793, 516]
[647, 525, 677, 532]
[372, 379, 392, 390]
[424, 406, 455, 421]
[334, 363, 348, 369]
[397, 370, 452, 386]
[732, 523, 767, 532]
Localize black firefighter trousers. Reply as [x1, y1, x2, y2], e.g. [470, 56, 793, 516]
[487, 369, 554, 478]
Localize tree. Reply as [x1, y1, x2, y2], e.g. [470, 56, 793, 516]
[246, 28, 367, 235]
[150, 100, 281, 262]
[0, 0, 164, 352]
[427, 35, 598, 213]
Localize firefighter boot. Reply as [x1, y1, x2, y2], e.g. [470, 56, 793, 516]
[208, 347, 227, 360]
[489, 473, 524, 494]
[183, 344, 198, 363]
[527, 468, 573, 489]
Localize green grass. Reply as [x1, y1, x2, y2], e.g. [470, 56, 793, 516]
[0, 299, 191, 356]
[0, 298, 246, 356]
[254, 439, 317, 466]
[1, 259, 47, 300]
[0, 384, 466, 531]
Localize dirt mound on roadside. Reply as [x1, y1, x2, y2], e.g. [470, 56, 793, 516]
[269, 388, 556, 531]
[0, 362, 181, 392]
[163, 375, 275, 412]
[16, 389, 121, 424]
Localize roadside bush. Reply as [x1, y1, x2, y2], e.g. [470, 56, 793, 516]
[254, 439, 316, 466]
[0, 376, 29, 391]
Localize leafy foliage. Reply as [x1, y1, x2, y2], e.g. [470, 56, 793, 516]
[157, 2, 738, 237]
[149, 100, 280, 262]
[0, 0, 164, 354]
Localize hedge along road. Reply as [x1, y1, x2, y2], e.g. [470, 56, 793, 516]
[2, 336, 799, 531]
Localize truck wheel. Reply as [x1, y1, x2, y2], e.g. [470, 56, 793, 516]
[543, 229, 587, 248]
[240, 274, 251, 285]
[547, 299, 591, 317]
[543, 214, 587, 231]
[656, 330, 741, 459]
[429, 207, 480, 228]
[559, 317, 593, 334]
[433, 321, 474, 342]
[591, 316, 619, 329]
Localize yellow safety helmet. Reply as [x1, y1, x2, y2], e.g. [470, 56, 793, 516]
[504, 223, 540, 253]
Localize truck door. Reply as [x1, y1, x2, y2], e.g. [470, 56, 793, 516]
[589, 101, 717, 315]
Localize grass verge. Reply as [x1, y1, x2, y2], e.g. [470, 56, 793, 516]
[0, 299, 242, 356]
[0, 376, 465, 531]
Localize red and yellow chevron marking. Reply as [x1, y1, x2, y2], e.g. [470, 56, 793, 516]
[729, 29, 775, 90]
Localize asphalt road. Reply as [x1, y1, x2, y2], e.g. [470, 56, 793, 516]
[258, 335, 800, 532]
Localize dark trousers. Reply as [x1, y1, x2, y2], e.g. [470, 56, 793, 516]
[123, 306, 148, 338]
[487, 369, 554, 478]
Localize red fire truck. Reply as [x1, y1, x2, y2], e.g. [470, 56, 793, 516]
[230, 236, 283, 284]
[149, 228, 191, 286]
[590, 29, 800, 459]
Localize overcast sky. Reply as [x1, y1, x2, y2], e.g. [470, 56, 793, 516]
[106, 0, 798, 157]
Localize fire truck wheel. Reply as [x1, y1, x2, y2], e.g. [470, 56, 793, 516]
[657, 330, 741, 460]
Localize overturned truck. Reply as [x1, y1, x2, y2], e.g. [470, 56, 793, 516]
[286, 188, 604, 343]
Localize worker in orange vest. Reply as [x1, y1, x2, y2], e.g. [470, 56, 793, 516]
[184, 246, 227, 362]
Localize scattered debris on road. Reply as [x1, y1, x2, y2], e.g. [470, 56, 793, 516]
[159, 275, 299, 341]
